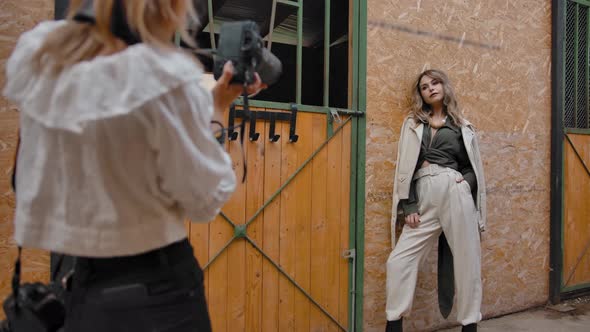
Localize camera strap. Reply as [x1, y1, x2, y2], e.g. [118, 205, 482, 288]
[11, 247, 21, 307]
[211, 87, 251, 183]
[10, 134, 68, 308]
[10, 134, 21, 306]
[238, 87, 250, 183]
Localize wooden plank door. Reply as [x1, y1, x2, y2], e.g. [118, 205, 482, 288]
[553, 0, 590, 298]
[562, 133, 590, 292]
[187, 109, 353, 332]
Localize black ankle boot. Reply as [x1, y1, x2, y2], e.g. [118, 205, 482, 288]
[462, 323, 477, 332]
[385, 318, 402, 332]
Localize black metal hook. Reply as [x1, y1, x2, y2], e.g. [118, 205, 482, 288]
[268, 112, 281, 142]
[289, 104, 299, 143]
[229, 106, 298, 144]
[228, 104, 239, 141]
[249, 111, 260, 141]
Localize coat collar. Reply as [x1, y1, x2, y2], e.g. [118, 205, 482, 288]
[461, 122, 475, 153]
[410, 120, 424, 140]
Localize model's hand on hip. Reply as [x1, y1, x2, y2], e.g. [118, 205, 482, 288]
[405, 213, 420, 228]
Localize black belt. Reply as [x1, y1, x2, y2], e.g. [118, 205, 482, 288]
[75, 239, 197, 280]
[65, 239, 203, 308]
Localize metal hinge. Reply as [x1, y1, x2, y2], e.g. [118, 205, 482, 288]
[342, 249, 356, 260]
[343, 248, 357, 332]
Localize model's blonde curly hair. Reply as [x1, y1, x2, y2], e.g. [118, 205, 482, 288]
[410, 69, 465, 127]
[32, 0, 195, 74]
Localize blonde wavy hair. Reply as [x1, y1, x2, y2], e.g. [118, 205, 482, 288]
[410, 69, 465, 127]
[33, 0, 195, 74]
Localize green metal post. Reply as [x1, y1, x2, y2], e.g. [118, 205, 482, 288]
[574, 4, 579, 128]
[573, 0, 590, 8]
[296, 0, 303, 104]
[267, 0, 278, 51]
[550, 0, 565, 302]
[348, 0, 367, 331]
[587, 7, 590, 129]
[174, 31, 181, 47]
[278, 0, 299, 6]
[356, 0, 367, 330]
[325, 0, 333, 141]
[207, 0, 216, 49]
[324, 0, 331, 107]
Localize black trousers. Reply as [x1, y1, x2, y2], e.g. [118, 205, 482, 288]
[63, 239, 211, 332]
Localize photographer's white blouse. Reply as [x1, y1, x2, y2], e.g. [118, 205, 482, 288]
[3, 21, 236, 257]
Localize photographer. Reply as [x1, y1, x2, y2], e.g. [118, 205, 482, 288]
[2, 0, 264, 331]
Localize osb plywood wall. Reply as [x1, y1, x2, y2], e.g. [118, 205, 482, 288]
[364, 1, 551, 331]
[0, 0, 53, 313]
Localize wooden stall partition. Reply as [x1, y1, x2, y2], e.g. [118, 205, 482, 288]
[562, 133, 590, 290]
[188, 109, 353, 331]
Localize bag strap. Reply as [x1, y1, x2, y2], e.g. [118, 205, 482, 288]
[10, 131, 71, 299]
[10, 133, 21, 304]
[11, 133, 19, 193]
[11, 247, 22, 305]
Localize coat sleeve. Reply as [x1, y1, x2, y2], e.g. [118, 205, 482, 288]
[393, 117, 410, 213]
[147, 81, 237, 222]
[391, 116, 413, 247]
[470, 126, 487, 231]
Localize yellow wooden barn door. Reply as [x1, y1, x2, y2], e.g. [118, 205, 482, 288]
[187, 108, 353, 332]
[556, 0, 590, 296]
[562, 134, 590, 291]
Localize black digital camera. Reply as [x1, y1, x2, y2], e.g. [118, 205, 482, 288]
[0, 282, 65, 332]
[213, 21, 282, 86]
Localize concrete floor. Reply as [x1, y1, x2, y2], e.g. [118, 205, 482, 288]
[438, 296, 590, 332]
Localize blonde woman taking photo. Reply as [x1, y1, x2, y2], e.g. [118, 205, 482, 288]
[3, 0, 264, 331]
[386, 70, 486, 332]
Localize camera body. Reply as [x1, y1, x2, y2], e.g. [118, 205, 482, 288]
[1, 283, 65, 332]
[213, 21, 282, 86]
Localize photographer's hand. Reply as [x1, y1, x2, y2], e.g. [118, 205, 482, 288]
[211, 61, 266, 118]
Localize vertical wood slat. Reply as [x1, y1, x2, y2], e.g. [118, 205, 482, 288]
[207, 106, 237, 332]
[208, 215, 231, 332]
[189, 221, 210, 305]
[294, 114, 314, 332]
[339, 119, 352, 329]
[245, 110, 267, 332]
[210, 110, 248, 331]
[310, 114, 329, 330]
[279, 114, 298, 331]
[563, 134, 590, 287]
[262, 115, 282, 332]
[227, 107, 270, 331]
[326, 118, 344, 331]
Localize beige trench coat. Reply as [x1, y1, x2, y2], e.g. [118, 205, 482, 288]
[390, 116, 487, 248]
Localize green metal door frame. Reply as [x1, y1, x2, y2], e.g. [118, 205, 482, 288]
[350, 0, 367, 331]
[551, 0, 590, 303]
[192, 0, 367, 329]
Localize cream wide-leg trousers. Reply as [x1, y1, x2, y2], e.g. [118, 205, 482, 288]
[386, 164, 482, 325]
